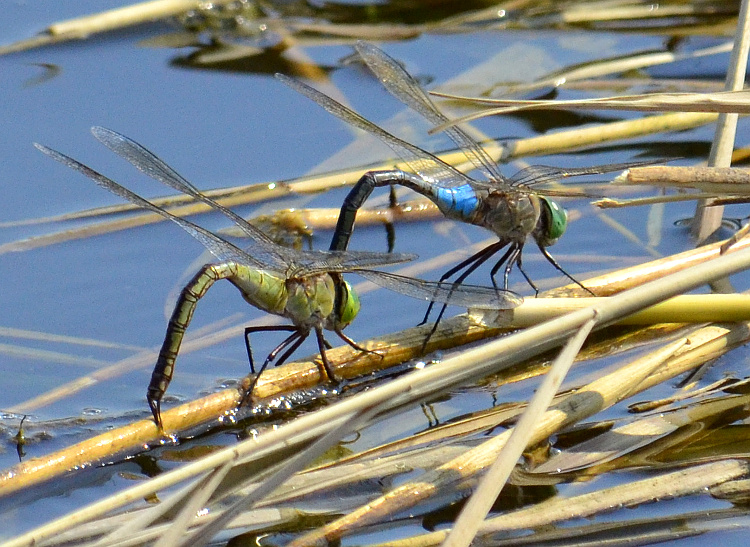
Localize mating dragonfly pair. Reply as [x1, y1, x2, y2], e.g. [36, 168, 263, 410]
[36, 43, 644, 430]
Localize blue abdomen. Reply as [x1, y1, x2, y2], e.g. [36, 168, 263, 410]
[433, 185, 479, 220]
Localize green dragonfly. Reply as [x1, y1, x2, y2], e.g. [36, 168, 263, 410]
[35, 127, 522, 429]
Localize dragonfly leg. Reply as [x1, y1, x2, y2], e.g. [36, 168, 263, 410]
[420, 241, 507, 326]
[334, 327, 382, 359]
[244, 325, 298, 374]
[240, 328, 308, 408]
[536, 242, 595, 295]
[315, 327, 339, 383]
[489, 244, 520, 292]
[421, 304, 449, 353]
[500, 245, 539, 294]
[420, 243, 509, 351]
[512, 247, 540, 296]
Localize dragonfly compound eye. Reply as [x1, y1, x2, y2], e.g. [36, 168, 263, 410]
[540, 197, 568, 246]
[337, 280, 361, 327]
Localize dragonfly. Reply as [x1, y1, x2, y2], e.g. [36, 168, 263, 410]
[277, 41, 653, 327]
[35, 126, 522, 430]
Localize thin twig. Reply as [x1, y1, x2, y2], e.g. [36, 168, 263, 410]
[692, 0, 750, 241]
[444, 316, 597, 547]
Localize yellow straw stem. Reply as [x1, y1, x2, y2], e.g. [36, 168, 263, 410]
[484, 294, 750, 327]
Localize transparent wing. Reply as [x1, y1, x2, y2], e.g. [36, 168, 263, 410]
[91, 127, 417, 276]
[356, 41, 506, 185]
[276, 73, 474, 189]
[355, 270, 522, 309]
[292, 249, 417, 274]
[91, 126, 294, 272]
[34, 143, 264, 268]
[508, 160, 655, 188]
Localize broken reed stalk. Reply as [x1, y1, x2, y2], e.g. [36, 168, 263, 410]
[431, 89, 750, 117]
[289, 320, 750, 545]
[289, 324, 750, 547]
[692, 0, 750, 241]
[443, 317, 597, 547]
[616, 165, 750, 190]
[0, 317, 490, 499]
[3, 232, 750, 498]
[0, 0, 241, 55]
[485, 461, 750, 533]
[247, 198, 441, 234]
[12, 321, 747, 547]
[8, 105, 716, 257]
[547, 233, 750, 296]
[9, 242, 750, 546]
[0, 1, 210, 55]
[479, 112, 717, 163]
[486, 294, 750, 326]
[382, 460, 750, 547]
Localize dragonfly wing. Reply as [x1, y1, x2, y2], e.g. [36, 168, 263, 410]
[508, 160, 655, 188]
[91, 126, 297, 272]
[356, 41, 506, 185]
[35, 143, 264, 268]
[91, 127, 418, 277]
[355, 269, 523, 310]
[294, 249, 418, 275]
[277, 73, 473, 189]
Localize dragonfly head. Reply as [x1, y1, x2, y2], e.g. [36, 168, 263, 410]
[536, 197, 567, 247]
[335, 279, 361, 328]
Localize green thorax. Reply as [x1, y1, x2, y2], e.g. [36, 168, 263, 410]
[231, 264, 290, 317]
[229, 264, 359, 331]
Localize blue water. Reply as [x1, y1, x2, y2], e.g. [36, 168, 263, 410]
[0, 2, 748, 541]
